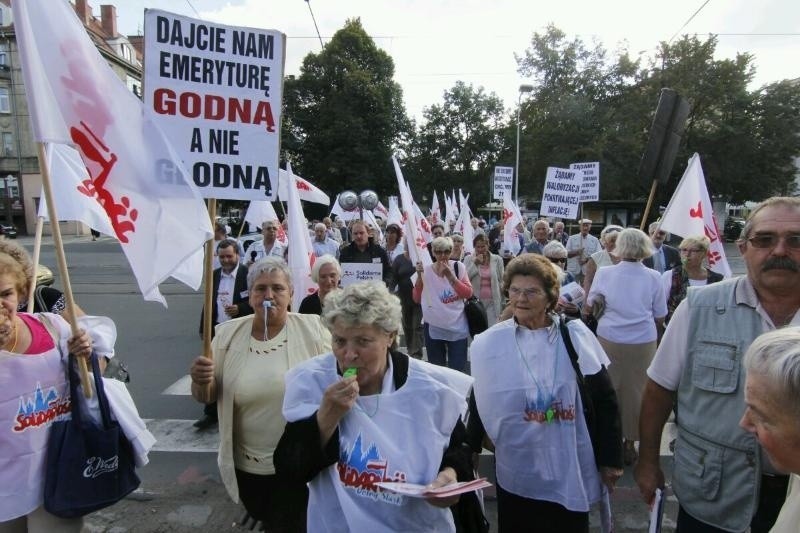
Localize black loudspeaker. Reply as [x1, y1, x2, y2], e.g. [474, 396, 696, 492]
[638, 88, 691, 185]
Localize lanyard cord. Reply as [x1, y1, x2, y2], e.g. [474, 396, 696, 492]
[513, 326, 559, 422]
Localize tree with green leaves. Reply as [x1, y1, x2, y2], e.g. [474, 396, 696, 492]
[281, 18, 411, 198]
[403, 81, 508, 207]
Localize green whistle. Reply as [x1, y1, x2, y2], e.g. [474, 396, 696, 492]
[343, 367, 358, 378]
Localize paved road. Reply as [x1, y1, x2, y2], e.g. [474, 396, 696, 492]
[18, 235, 746, 532]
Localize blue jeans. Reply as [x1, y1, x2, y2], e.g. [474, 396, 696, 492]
[424, 323, 468, 372]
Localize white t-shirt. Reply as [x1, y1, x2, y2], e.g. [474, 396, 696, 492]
[566, 233, 601, 276]
[587, 261, 667, 344]
[647, 276, 800, 391]
[660, 270, 707, 306]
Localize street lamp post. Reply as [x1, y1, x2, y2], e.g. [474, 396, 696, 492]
[515, 84, 534, 206]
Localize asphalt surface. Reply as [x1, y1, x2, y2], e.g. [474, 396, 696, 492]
[14, 234, 746, 532]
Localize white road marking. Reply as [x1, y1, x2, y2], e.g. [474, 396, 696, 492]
[162, 375, 193, 395]
[145, 419, 219, 453]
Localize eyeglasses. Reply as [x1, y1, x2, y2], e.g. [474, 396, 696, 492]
[547, 257, 567, 264]
[746, 233, 800, 250]
[434, 249, 452, 254]
[508, 286, 545, 299]
[679, 248, 705, 255]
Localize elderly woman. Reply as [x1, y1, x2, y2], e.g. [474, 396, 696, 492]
[542, 241, 582, 318]
[450, 233, 465, 261]
[660, 235, 724, 324]
[299, 255, 342, 315]
[463, 233, 504, 326]
[581, 224, 623, 297]
[468, 254, 622, 533]
[740, 327, 800, 533]
[274, 281, 474, 532]
[413, 236, 473, 372]
[0, 253, 103, 531]
[190, 257, 332, 532]
[586, 228, 667, 465]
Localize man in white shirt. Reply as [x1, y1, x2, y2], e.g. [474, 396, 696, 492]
[312, 222, 340, 258]
[566, 219, 601, 284]
[244, 220, 286, 265]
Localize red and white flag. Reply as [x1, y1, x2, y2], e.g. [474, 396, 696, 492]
[14, 0, 212, 305]
[502, 192, 524, 256]
[392, 157, 431, 267]
[431, 190, 441, 224]
[278, 169, 330, 206]
[330, 194, 361, 222]
[454, 190, 474, 254]
[413, 202, 433, 244]
[38, 143, 115, 238]
[659, 153, 732, 277]
[374, 201, 389, 220]
[285, 163, 317, 311]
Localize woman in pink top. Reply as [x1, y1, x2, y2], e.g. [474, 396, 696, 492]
[0, 253, 94, 531]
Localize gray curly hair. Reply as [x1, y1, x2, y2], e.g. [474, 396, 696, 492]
[321, 281, 401, 334]
[247, 256, 292, 290]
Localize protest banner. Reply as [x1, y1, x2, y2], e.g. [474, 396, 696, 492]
[144, 10, 285, 200]
[493, 166, 514, 200]
[340, 263, 384, 287]
[570, 162, 600, 202]
[540, 167, 581, 219]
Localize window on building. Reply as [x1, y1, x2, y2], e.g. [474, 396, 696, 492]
[0, 43, 7, 67]
[0, 88, 9, 113]
[121, 44, 132, 62]
[2, 132, 12, 156]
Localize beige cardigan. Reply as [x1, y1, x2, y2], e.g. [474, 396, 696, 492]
[463, 253, 505, 316]
[211, 313, 332, 502]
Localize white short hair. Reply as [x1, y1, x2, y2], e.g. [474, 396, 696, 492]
[744, 327, 800, 417]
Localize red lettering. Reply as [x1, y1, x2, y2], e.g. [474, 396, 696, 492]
[179, 92, 201, 118]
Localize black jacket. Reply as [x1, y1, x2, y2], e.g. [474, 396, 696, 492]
[643, 243, 681, 272]
[338, 241, 393, 286]
[199, 264, 254, 336]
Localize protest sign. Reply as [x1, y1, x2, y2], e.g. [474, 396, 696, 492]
[340, 263, 384, 287]
[570, 162, 600, 202]
[540, 167, 581, 219]
[493, 166, 514, 200]
[144, 10, 285, 200]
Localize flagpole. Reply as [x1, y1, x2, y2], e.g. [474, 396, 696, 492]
[202, 199, 217, 361]
[640, 180, 659, 231]
[26, 216, 44, 313]
[36, 143, 91, 397]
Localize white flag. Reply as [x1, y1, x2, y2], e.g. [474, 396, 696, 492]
[502, 192, 524, 256]
[38, 143, 115, 238]
[387, 197, 402, 228]
[277, 169, 330, 205]
[431, 191, 441, 225]
[244, 200, 279, 233]
[330, 194, 361, 222]
[413, 202, 433, 244]
[454, 190, 474, 255]
[392, 157, 431, 267]
[374, 201, 389, 220]
[659, 154, 732, 277]
[285, 163, 317, 311]
[14, 0, 212, 305]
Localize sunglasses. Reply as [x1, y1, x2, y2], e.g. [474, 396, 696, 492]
[747, 234, 800, 249]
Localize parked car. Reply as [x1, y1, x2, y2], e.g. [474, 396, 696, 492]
[1, 224, 17, 238]
[36, 264, 54, 286]
[723, 217, 745, 241]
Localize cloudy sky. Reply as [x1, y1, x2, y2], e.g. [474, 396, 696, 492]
[116, 0, 800, 120]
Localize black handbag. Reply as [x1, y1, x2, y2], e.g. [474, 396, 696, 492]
[44, 353, 140, 518]
[453, 262, 489, 337]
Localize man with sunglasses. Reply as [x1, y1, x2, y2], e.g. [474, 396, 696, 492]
[636, 197, 800, 532]
[643, 221, 681, 274]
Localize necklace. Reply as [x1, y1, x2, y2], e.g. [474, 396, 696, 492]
[3, 320, 18, 353]
[513, 326, 559, 423]
[354, 394, 380, 418]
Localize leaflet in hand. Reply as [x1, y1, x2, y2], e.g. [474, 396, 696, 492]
[559, 281, 585, 305]
[648, 487, 666, 533]
[375, 478, 492, 499]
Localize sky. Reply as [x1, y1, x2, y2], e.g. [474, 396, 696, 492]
[115, 0, 800, 121]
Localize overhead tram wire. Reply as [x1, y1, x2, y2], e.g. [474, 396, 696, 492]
[668, 0, 712, 43]
[184, 0, 201, 18]
[304, 0, 324, 50]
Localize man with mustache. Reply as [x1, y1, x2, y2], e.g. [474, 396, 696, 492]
[635, 197, 800, 533]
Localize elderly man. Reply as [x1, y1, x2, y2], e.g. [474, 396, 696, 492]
[740, 327, 800, 533]
[524, 220, 551, 254]
[311, 222, 340, 258]
[471, 217, 485, 236]
[338, 219, 392, 286]
[212, 222, 245, 270]
[635, 197, 800, 532]
[566, 219, 601, 284]
[243, 220, 285, 264]
[552, 221, 568, 246]
[322, 216, 341, 244]
[643, 221, 681, 274]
